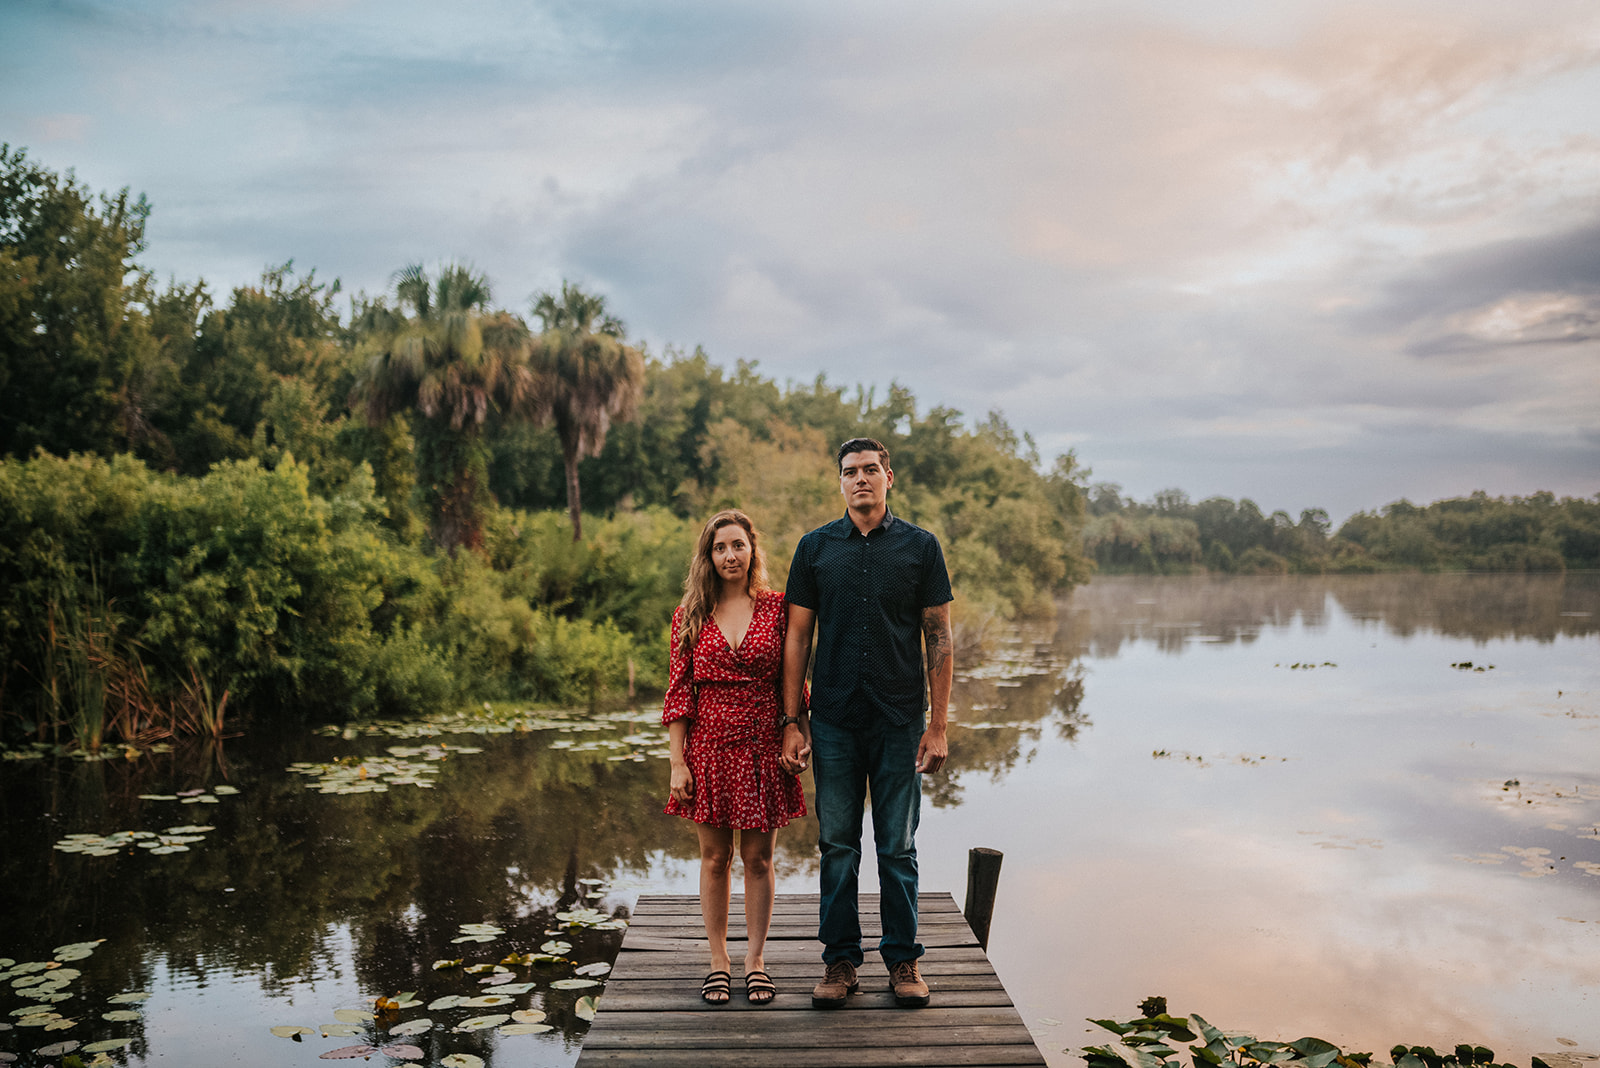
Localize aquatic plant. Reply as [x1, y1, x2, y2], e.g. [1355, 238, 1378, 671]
[1081, 998, 1558, 1068]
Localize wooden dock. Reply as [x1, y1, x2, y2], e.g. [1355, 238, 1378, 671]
[575, 892, 1046, 1067]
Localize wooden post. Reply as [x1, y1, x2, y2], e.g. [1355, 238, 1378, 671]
[964, 846, 1004, 950]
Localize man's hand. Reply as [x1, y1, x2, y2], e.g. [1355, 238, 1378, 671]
[915, 725, 947, 773]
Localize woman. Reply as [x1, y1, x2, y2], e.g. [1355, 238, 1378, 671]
[663, 509, 806, 1005]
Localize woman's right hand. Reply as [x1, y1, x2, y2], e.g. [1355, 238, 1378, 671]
[669, 762, 694, 803]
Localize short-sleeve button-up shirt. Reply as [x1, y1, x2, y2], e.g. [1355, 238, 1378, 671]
[785, 511, 953, 728]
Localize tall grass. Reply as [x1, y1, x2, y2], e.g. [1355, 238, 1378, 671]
[26, 584, 227, 751]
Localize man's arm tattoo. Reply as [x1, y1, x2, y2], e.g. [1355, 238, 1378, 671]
[922, 607, 953, 678]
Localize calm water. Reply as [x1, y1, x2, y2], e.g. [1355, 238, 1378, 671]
[2, 573, 1596, 1067]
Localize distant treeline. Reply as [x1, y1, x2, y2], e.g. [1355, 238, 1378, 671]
[1083, 484, 1600, 575]
[0, 146, 1088, 748]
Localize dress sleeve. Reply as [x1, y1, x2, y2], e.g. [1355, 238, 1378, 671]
[662, 606, 696, 725]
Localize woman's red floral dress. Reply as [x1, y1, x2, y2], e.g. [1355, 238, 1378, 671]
[662, 591, 806, 831]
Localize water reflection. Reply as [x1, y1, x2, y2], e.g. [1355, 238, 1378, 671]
[1064, 572, 1600, 655]
[2, 573, 1597, 1067]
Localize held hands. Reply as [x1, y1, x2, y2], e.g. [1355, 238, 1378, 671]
[780, 724, 811, 774]
[915, 726, 948, 774]
[669, 762, 694, 803]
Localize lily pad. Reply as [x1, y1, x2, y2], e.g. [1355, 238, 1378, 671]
[107, 991, 151, 1004]
[575, 995, 598, 1021]
[454, 1013, 510, 1032]
[388, 1018, 433, 1036]
[426, 996, 463, 1011]
[485, 982, 533, 994]
[102, 1010, 141, 1022]
[511, 1009, 547, 1024]
[499, 1022, 554, 1035]
[381, 1044, 424, 1059]
[270, 1025, 314, 1038]
[440, 1055, 484, 1068]
[137, 794, 178, 801]
[575, 962, 612, 977]
[333, 1008, 371, 1024]
[321, 1023, 365, 1037]
[459, 994, 512, 1007]
[52, 941, 104, 960]
[212, 784, 240, 795]
[551, 978, 600, 990]
[450, 934, 495, 944]
[82, 1039, 134, 1053]
[431, 959, 463, 970]
[35, 1041, 79, 1056]
[319, 1045, 378, 1059]
[540, 940, 572, 955]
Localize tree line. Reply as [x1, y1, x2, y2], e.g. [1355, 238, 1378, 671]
[0, 145, 1089, 750]
[1082, 484, 1600, 574]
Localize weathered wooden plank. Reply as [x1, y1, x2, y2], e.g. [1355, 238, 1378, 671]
[597, 986, 1016, 1012]
[585, 1006, 1031, 1031]
[576, 1048, 1046, 1067]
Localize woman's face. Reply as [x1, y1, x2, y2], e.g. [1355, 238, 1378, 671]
[710, 522, 752, 589]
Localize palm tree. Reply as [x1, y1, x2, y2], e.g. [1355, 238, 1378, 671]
[528, 281, 645, 541]
[352, 264, 535, 553]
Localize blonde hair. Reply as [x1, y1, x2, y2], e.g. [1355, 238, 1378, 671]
[678, 509, 770, 657]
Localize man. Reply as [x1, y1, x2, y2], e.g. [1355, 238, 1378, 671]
[780, 437, 954, 1009]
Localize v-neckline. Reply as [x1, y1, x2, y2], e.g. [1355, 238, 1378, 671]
[712, 596, 758, 653]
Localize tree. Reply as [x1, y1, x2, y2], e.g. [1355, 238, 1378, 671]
[528, 281, 644, 541]
[352, 264, 535, 553]
[1, 145, 168, 460]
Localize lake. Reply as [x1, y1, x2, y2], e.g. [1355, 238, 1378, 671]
[2, 573, 1596, 1067]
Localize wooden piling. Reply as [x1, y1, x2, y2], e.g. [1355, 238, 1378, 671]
[963, 847, 1004, 951]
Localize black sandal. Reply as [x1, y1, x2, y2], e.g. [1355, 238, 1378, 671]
[744, 969, 777, 1005]
[700, 970, 732, 1004]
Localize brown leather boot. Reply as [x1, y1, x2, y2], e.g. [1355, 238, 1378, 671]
[889, 958, 930, 1007]
[811, 959, 858, 1008]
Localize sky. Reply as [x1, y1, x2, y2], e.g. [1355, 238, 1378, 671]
[3, 0, 1598, 522]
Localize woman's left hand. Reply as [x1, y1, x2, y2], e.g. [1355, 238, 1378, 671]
[669, 762, 695, 803]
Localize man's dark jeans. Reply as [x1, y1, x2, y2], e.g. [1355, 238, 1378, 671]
[811, 715, 924, 968]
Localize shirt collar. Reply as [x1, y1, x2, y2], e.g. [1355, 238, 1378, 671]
[831, 509, 897, 538]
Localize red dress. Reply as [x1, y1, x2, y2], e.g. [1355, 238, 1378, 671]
[662, 591, 806, 831]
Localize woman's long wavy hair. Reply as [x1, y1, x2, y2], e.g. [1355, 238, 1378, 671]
[678, 509, 770, 657]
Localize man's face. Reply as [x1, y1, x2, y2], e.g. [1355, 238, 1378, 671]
[839, 450, 893, 512]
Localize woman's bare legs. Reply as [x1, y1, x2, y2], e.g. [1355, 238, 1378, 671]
[739, 828, 777, 975]
[696, 824, 736, 988]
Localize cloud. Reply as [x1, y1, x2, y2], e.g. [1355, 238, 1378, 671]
[2, 0, 1598, 518]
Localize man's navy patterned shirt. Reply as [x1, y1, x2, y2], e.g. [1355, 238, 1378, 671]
[785, 510, 954, 728]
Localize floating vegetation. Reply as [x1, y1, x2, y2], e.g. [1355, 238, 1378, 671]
[288, 756, 441, 793]
[555, 908, 627, 931]
[1081, 999, 1555, 1068]
[451, 923, 504, 944]
[1151, 750, 1288, 767]
[1452, 661, 1495, 671]
[454, 1013, 509, 1032]
[1276, 662, 1337, 670]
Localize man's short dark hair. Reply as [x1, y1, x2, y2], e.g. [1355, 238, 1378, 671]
[837, 437, 890, 473]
